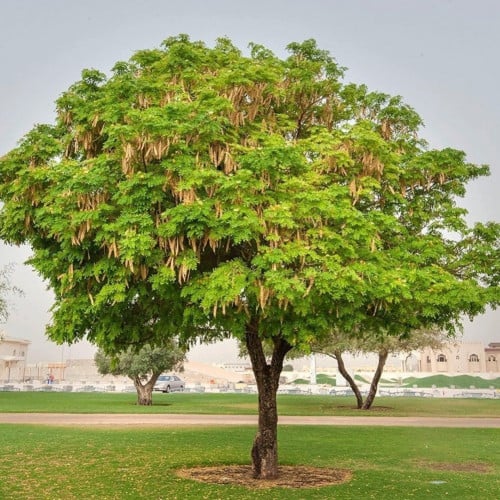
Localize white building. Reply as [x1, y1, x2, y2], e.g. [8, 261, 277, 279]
[0, 334, 30, 383]
[420, 342, 499, 373]
[294, 341, 499, 375]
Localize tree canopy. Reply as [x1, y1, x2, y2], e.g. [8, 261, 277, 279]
[0, 35, 498, 478]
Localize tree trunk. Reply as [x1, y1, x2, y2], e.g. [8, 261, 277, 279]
[132, 375, 157, 406]
[362, 349, 389, 410]
[334, 350, 364, 409]
[245, 318, 292, 479]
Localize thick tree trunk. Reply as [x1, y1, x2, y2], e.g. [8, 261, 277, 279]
[362, 349, 389, 410]
[251, 373, 279, 479]
[245, 318, 292, 479]
[334, 350, 364, 409]
[132, 375, 158, 406]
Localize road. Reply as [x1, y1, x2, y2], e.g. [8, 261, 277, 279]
[1, 413, 499, 427]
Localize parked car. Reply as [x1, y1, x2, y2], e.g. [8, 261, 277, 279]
[153, 374, 185, 393]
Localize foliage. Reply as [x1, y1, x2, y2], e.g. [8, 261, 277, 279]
[315, 328, 447, 359]
[0, 264, 23, 325]
[1, 36, 497, 350]
[94, 341, 185, 379]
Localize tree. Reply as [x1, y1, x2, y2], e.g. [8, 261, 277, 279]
[313, 329, 446, 409]
[0, 264, 22, 325]
[0, 36, 498, 479]
[94, 341, 185, 405]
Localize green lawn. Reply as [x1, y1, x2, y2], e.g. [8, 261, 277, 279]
[402, 374, 500, 389]
[0, 424, 498, 499]
[1, 393, 499, 498]
[1, 392, 499, 417]
[291, 373, 500, 389]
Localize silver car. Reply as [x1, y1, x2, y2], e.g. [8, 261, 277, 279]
[154, 374, 185, 393]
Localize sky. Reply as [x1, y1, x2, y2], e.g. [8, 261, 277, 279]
[0, 0, 498, 363]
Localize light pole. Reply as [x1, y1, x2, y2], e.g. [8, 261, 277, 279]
[310, 354, 317, 385]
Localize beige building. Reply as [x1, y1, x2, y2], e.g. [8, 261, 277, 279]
[420, 342, 499, 374]
[0, 334, 30, 383]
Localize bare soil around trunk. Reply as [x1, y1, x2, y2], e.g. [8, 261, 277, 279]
[177, 465, 352, 489]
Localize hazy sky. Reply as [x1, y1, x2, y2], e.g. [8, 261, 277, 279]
[0, 0, 498, 363]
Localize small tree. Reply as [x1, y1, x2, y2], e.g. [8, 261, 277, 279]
[314, 329, 446, 409]
[95, 341, 185, 405]
[0, 264, 22, 324]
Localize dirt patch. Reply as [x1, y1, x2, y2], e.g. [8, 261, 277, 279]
[177, 465, 352, 489]
[416, 461, 493, 474]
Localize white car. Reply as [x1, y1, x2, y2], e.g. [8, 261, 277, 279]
[153, 374, 185, 393]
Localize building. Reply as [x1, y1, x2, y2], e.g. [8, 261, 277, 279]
[485, 343, 500, 372]
[0, 334, 30, 383]
[420, 342, 500, 374]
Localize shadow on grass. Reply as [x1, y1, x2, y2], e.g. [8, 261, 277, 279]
[321, 405, 396, 412]
[128, 403, 174, 407]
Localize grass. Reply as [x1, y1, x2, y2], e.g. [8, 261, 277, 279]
[354, 374, 370, 383]
[316, 373, 336, 385]
[402, 374, 500, 389]
[290, 377, 310, 384]
[1, 393, 499, 498]
[291, 372, 500, 388]
[0, 392, 499, 417]
[291, 374, 336, 385]
[0, 424, 498, 499]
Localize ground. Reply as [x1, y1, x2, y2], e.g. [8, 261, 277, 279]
[177, 465, 352, 489]
[177, 461, 492, 489]
[1, 412, 496, 489]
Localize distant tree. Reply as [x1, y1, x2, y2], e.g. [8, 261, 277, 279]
[0, 265, 22, 324]
[313, 329, 447, 409]
[0, 36, 498, 479]
[95, 341, 185, 405]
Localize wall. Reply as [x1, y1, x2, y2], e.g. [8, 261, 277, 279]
[0, 336, 30, 382]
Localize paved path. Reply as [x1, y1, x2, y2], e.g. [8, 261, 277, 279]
[1, 413, 499, 428]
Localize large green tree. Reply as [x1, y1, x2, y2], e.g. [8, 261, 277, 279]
[0, 36, 498, 479]
[95, 341, 185, 405]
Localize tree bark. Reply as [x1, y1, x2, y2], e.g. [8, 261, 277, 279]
[334, 350, 364, 409]
[362, 349, 389, 410]
[132, 374, 159, 406]
[245, 317, 292, 479]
